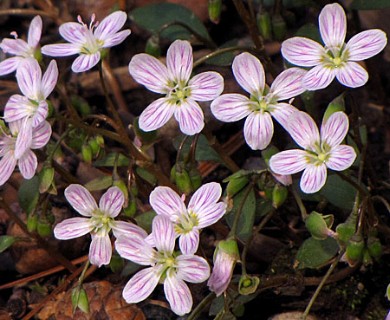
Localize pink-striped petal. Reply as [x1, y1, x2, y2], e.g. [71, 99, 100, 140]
[32, 101, 48, 127]
[152, 215, 176, 253]
[150, 186, 185, 220]
[176, 255, 210, 283]
[210, 94, 251, 122]
[94, 11, 127, 40]
[71, 52, 101, 72]
[281, 37, 325, 67]
[89, 233, 112, 267]
[99, 186, 124, 218]
[174, 99, 204, 135]
[139, 97, 175, 132]
[27, 16, 42, 48]
[31, 121, 52, 149]
[0, 152, 17, 186]
[336, 62, 368, 88]
[164, 271, 192, 316]
[0, 57, 21, 75]
[179, 231, 199, 255]
[232, 52, 265, 95]
[0, 38, 28, 55]
[207, 250, 234, 296]
[128, 54, 169, 94]
[270, 67, 307, 101]
[243, 111, 274, 150]
[326, 145, 356, 171]
[302, 64, 336, 91]
[300, 164, 327, 194]
[287, 111, 319, 149]
[64, 184, 98, 217]
[269, 149, 308, 175]
[319, 3, 346, 48]
[321, 111, 349, 147]
[167, 40, 193, 84]
[115, 234, 155, 265]
[41, 43, 81, 57]
[41, 60, 58, 98]
[16, 58, 41, 99]
[196, 202, 226, 228]
[14, 118, 33, 160]
[102, 29, 131, 48]
[188, 182, 222, 211]
[54, 217, 92, 239]
[111, 221, 148, 239]
[346, 29, 387, 61]
[18, 149, 37, 179]
[4, 95, 33, 123]
[122, 266, 161, 303]
[269, 102, 299, 130]
[188, 71, 224, 101]
[59, 22, 86, 44]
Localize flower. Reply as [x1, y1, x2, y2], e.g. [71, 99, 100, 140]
[41, 11, 131, 72]
[0, 119, 51, 186]
[281, 3, 387, 90]
[0, 15, 42, 76]
[269, 111, 357, 193]
[128, 40, 224, 135]
[148, 182, 226, 254]
[115, 215, 210, 316]
[54, 185, 147, 267]
[210, 52, 306, 150]
[4, 58, 58, 158]
[207, 239, 239, 296]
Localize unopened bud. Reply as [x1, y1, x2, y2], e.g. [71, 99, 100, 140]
[71, 287, 90, 314]
[81, 144, 92, 164]
[208, 0, 222, 24]
[226, 175, 249, 198]
[345, 235, 364, 266]
[305, 211, 334, 240]
[39, 166, 55, 194]
[367, 236, 382, 261]
[272, 184, 288, 208]
[239, 274, 260, 295]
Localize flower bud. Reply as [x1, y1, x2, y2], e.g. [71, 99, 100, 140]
[345, 235, 364, 266]
[336, 220, 356, 245]
[88, 138, 100, 157]
[39, 166, 55, 194]
[226, 175, 249, 198]
[257, 11, 272, 40]
[272, 184, 288, 208]
[81, 144, 93, 164]
[208, 0, 222, 24]
[145, 34, 161, 57]
[367, 236, 382, 261]
[305, 211, 334, 240]
[71, 287, 90, 313]
[239, 274, 260, 295]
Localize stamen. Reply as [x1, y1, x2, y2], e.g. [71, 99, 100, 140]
[10, 31, 18, 39]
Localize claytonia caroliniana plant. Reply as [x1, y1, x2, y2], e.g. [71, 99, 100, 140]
[0, 15, 42, 76]
[281, 3, 387, 90]
[115, 215, 210, 316]
[0, 119, 51, 186]
[41, 11, 131, 72]
[54, 185, 147, 267]
[269, 111, 357, 194]
[129, 39, 224, 135]
[211, 52, 306, 150]
[4, 58, 58, 159]
[149, 182, 227, 254]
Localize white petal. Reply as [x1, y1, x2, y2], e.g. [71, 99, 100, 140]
[71, 52, 101, 72]
[326, 145, 356, 171]
[152, 215, 176, 253]
[270, 67, 307, 101]
[0, 38, 28, 55]
[188, 182, 222, 212]
[122, 267, 161, 303]
[179, 231, 199, 255]
[27, 16, 42, 48]
[164, 271, 192, 316]
[59, 22, 86, 44]
[336, 62, 368, 88]
[89, 233, 112, 267]
[321, 111, 349, 147]
[111, 221, 148, 239]
[41, 43, 80, 57]
[302, 64, 336, 91]
[232, 52, 265, 95]
[128, 54, 170, 94]
[243, 112, 274, 150]
[319, 3, 346, 48]
[176, 255, 210, 283]
[99, 186, 124, 218]
[16, 58, 41, 99]
[41, 60, 58, 99]
[210, 94, 251, 122]
[115, 234, 155, 265]
[346, 29, 387, 61]
[102, 29, 131, 48]
[14, 118, 33, 160]
[18, 149, 37, 179]
[94, 11, 127, 41]
[167, 40, 193, 84]
[0, 57, 21, 76]
[196, 202, 227, 228]
[150, 186, 186, 220]
[269, 102, 299, 130]
[188, 71, 224, 101]
[0, 152, 17, 186]
[54, 217, 92, 240]
[174, 99, 204, 135]
[281, 37, 325, 67]
[4, 95, 34, 123]
[287, 111, 319, 149]
[31, 121, 52, 149]
[64, 184, 98, 217]
[138, 97, 175, 132]
[300, 164, 327, 194]
[269, 149, 308, 175]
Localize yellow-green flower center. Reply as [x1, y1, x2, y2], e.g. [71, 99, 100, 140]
[174, 210, 199, 234]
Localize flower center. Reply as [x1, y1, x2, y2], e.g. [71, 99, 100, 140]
[174, 210, 199, 234]
[77, 14, 102, 54]
[90, 209, 113, 233]
[168, 85, 191, 105]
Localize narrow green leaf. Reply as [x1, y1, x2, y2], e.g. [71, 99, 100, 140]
[93, 152, 129, 167]
[18, 176, 40, 214]
[0, 235, 17, 253]
[84, 176, 113, 191]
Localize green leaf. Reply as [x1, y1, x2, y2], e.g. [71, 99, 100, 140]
[173, 134, 221, 162]
[295, 237, 339, 269]
[18, 176, 40, 214]
[206, 39, 240, 67]
[350, 0, 390, 10]
[136, 167, 157, 186]
[226, 187, 256, 242]
[323, 93, 345, 123]
[93, 152, 129, 167]
[0, 235, 17, 253]
[84, 176, 113, 191]
[130, 3, 212, 42]
[296, 23, 322, 43]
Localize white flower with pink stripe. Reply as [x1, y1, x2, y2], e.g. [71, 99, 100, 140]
[281, 3, 387, 90]
[269, 111, 356, 194]
[129, 40, 224, 135]
[115, 215, 210, 316]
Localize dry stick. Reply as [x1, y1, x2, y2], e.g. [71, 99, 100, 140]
[0, 9, 61, 24]
[0, 198, 76, 273]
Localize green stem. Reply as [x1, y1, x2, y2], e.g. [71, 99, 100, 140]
[187, 292, 215, 320]
[193, 46, 256, 68]
[291, 186, 308, 220]
[230, 184, 254, 237]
